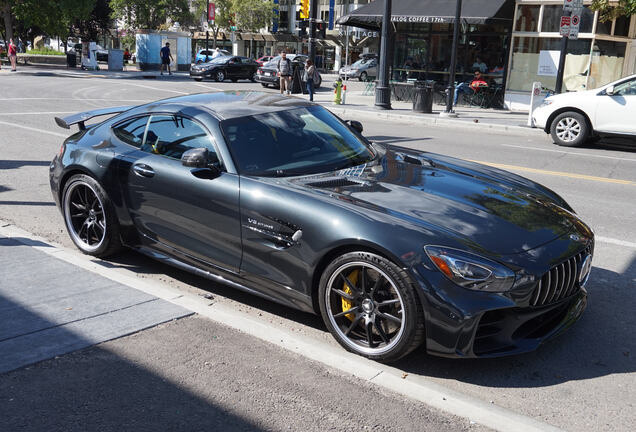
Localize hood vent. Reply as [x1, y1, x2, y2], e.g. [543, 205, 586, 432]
[305, 177, 367, 189]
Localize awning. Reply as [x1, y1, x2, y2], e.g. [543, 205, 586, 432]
[273, 33, 298, 43]
[263, 34, 276, 42]
[337, 0, 514, 30]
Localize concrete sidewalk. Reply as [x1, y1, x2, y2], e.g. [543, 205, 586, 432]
[0, 231, 192, 374]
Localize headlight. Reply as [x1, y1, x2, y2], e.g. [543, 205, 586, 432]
[538, 99, 553, 108]
[424, 246, 515, 292]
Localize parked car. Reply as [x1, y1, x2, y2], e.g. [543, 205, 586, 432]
[195, 48, 231, 64]
[51, 92, 593, 362]
[255, 55, 274, 66]
[533, 74, 636, 147]
[339, 57, 377, 81]
[68, 43, 108, 62]
[190, 55, 258, 82]
[255, 54, 322, 89]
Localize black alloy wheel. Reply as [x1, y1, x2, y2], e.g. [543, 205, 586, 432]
[215, 70, 225, 82]
[62, 174, 122, 257]
[319, 252, 425, 362]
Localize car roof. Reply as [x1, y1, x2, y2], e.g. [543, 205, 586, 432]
[132, 91, 315, 121]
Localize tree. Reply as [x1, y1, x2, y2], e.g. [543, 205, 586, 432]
[230, 0, 276, 33]
[110, 0, 196, 30]
[590, 0, 636, 22]
[200, 0, 233, 49]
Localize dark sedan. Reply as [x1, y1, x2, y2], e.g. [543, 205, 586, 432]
[255, 54, 322, 89]
[190, 55, 258, 82]
[50, 92, 593, 363]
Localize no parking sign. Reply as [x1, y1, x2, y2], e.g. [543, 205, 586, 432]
[569, 14, 580, 39]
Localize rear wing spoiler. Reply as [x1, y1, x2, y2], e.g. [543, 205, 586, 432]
[55, 105, 134, 130]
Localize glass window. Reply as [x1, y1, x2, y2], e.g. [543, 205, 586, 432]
[613, 77, 636, 95]
[113, 116, 148, 148]
[515, 5, 540, 32]
[614, 15, 630, 37]
[220, 106, 375, 176]
[596, 19, 612, 35]
[542, 5, 594, 33]
[141, 115, 218, 161]
[508, 37, 591, 92]
[589, 40, 627, 88]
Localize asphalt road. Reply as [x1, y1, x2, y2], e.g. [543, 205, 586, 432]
[1, 70, 635, 431]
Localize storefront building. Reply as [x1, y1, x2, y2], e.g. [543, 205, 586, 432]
[506, 0, 636, 110]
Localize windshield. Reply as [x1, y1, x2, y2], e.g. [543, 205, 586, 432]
[209, 56, 230, 64]
[221, 106, 375, 177]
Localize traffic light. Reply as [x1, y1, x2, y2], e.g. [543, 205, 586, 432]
[300, 0, 310, 19]
[316, 21, 326, 39]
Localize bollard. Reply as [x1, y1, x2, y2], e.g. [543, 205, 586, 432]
[528, 81, 542, 127]
[342, 84, 347, 105]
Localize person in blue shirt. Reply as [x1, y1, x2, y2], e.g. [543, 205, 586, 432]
[160, 42, 173, 75]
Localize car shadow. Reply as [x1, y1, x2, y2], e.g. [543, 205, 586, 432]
[0, 160, 51, 170]
[393, 258, 636, 387]
[580, 137, 636, 152]
[97, 250, 326, 332]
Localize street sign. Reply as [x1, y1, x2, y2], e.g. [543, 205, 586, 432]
[563, 0, 583, 12]
[560, 16, 571, 37]
[569, 14, 580, 39]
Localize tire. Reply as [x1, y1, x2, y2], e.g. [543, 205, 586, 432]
[261, 83, 269, 88]
[314, 75, 321, 89]
[215, 70, 225, 82]
[231, 78, 238, 83]
[359, 71, 367, 82]
[62, 174, 122, 257]
[196, 60, 202, 64]
[318, 251, 425, 363]
[194, 78, 203, 82]
[550, 111, 589, 147]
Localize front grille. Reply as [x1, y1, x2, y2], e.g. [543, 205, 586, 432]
[529, 245, 592, 307]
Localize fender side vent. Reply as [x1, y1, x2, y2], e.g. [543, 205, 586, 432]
[305, 177, 367, 188]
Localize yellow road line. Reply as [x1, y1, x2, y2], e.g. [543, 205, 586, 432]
[469, 160, 636, 186]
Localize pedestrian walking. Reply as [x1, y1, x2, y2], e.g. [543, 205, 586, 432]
[212, 47, 221, 59]
[304, 59, 315, 102]
[277, 52, 292, 95]
[160, 42, 173, 75]
[8, 38, 18, 72]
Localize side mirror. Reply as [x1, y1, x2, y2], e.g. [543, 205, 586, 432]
[605, 85, 615, 96]
[182, 148, 209, 168]
[346, 120, 364, 134]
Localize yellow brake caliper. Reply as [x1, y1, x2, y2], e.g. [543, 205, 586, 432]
[342, 270, 358, 321]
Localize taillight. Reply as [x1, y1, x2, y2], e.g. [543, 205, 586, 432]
[58, 143, 65, 157]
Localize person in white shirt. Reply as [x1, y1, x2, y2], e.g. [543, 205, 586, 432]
[212, 47, 221, 58]
[472, 57, 488, 73]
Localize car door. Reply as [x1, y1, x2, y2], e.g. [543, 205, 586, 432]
[240, 57, 255, 79]
[594, 77, 636, 135]
[226, 56, 242, 79]
[114, 113, 242, 273]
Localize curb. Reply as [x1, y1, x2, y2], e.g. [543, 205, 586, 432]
[325, 104, 542, 136]
[0, 220, 563, 432]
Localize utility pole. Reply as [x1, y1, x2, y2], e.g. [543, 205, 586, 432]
[308, 0, 319, 65]
[442, 0, 462, 117]
[205, 1, 210, 62]
[375, 0, 392, 110]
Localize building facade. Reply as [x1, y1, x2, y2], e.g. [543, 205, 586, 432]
[506, 0, 636, 110]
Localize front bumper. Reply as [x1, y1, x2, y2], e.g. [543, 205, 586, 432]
[532, 105, 552, 131]
[190, 69, 213, 78]
[414, 235, 593, 358]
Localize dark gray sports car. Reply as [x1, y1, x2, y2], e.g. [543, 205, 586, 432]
[50, 92, 593, 362]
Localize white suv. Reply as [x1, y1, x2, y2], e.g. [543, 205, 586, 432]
[533, 74, 636, 147]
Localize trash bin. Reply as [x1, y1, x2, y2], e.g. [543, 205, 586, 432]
[413, 80, 433, 113]
[66, 52, 77, 68]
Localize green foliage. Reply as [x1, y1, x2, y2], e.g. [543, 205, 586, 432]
[110, 0, 197, 30]
[27, 48, 65, 55]
[590, 0, 636, 22]
[230, 0, 276, 32]
[12, 0, 95, 40]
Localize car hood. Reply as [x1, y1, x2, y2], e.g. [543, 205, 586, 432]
[287, 148, 577, 255]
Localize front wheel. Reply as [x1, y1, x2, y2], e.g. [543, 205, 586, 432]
[359, 72, 367, 82]
[318, 252, 425, 363]
[62, 174, 122, 257]
[215, 70, 225, 82]
[550, 111, 589, 147]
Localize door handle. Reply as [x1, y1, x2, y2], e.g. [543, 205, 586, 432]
[133, 164, 155, 178]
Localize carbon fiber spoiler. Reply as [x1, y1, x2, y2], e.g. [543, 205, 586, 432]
[54, 105, 134, 130]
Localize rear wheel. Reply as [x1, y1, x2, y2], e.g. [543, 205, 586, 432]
[62, 174, 122, 257]
[359, 71, 368, 82]
[194, 78, 203, 82]
[261, 83, 269, 88]
[550, 111, 589, 147]
[318, 252, 425, 363]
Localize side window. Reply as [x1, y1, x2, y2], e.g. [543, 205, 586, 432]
[614, 79, 636, 96]
[141, 115, 219, 162]
[112, 116, 149, 148]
